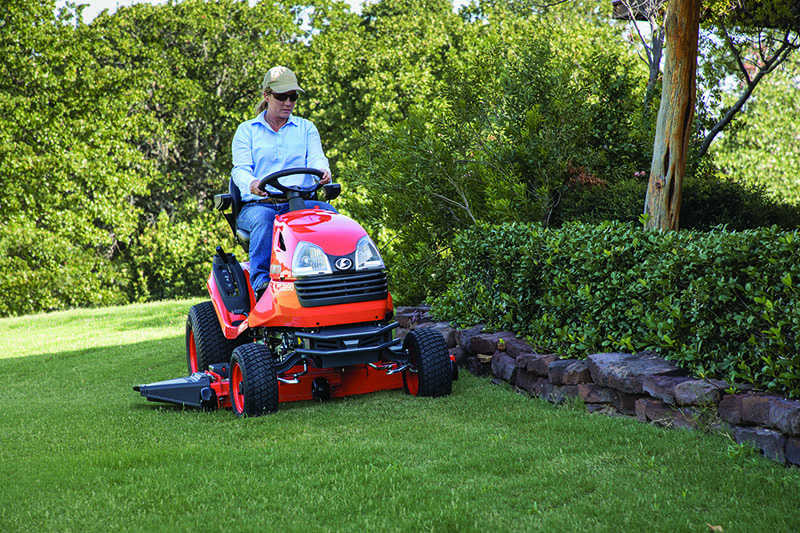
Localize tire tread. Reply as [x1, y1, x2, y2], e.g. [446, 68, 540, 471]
[231, 343, 278, 416]
[404, 328, 452, 397]
[187, 301, 245, 371]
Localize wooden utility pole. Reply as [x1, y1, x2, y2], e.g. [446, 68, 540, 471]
[643, 0, 702, 231]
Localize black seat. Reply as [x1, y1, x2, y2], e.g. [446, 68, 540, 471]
[213, 181, 251, 254]
[229, 180, 252, 249]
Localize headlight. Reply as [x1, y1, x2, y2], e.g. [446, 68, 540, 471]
[291, 241, 332, 277]
[355, 236, 385, 271]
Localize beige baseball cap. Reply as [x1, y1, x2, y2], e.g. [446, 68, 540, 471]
[262, 66, 304, 93]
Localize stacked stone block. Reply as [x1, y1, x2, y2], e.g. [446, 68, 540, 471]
[395, 307, 800, 467]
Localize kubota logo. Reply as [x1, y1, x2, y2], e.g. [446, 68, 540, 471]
[334, 258, 353, 270]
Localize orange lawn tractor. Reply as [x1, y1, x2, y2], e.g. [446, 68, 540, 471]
[134, 168, 455, 416]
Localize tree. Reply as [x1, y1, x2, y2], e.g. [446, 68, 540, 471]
[347, 3, 649, 303]
[0, 0, 154, 313]
[696, 13, 799, 157]
[83, 0, 309, 301]
[643, 0, 701, 231]
[87, 0, 301, 216]
[641, 0, 799, 229]
[300, 0, 462, 176]
[0, 0, 306, 313]
[615, 0, 668, 117]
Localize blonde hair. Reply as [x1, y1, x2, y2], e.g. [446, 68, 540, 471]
[255, 88, 271, 115]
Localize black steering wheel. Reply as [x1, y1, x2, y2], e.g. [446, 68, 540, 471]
[257, 167, 325, 197]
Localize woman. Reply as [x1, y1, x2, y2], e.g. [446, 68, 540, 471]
[231, 66, 336, 297]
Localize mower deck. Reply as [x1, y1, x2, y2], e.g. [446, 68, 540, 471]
[135, 361, 406, 410]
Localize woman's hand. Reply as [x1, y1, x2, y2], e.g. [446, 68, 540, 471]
[249, 179, 267, 197]
[319, 169, 332, 185]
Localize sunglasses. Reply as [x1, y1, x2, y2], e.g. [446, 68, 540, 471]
[272, 92, 299, 102]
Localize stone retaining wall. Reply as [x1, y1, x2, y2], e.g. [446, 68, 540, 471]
[396, 307, 800, 467]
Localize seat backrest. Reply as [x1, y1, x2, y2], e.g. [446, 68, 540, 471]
[213, 181, 250, 253]
[230, 179, 245, 220]
[229, 180, 251, 251]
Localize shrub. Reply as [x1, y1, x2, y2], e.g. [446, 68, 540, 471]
[549, 176, 647, 227]
[120, 210, 231, 302]
[432, 222, 800, 398]
[679, 173, 800, 231]
[0, 223, 128, 316]
[430, 223, 545, 330]
[551, 171, 800, 231]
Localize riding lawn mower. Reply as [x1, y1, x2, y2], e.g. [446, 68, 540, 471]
[134, 168, 456, 416]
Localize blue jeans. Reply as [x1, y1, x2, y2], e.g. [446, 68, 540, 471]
[237, 200, 337, 291]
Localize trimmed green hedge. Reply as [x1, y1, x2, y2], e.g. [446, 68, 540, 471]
[431, 222, 800, 398]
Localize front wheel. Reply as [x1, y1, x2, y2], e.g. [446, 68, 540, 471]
[402, 329, 452, 397]
[230, 344, 278, 417]
[186, 301, 244, 373]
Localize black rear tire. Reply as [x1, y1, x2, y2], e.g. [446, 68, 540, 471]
[402, 328, 452, 397]
[186, 301, 245, 373]
[230, 344, 279, 416]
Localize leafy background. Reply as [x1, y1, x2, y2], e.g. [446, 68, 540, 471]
[1, 0, 799, 422]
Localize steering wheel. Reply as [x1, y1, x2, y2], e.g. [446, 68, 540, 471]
[257, 167, 325, 197]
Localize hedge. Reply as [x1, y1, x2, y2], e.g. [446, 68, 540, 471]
[431, 222, 800, 398]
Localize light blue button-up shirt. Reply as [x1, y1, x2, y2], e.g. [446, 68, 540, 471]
[231, 112, 330, 202]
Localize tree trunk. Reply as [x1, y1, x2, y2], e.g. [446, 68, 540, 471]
[644, 0, 702, 231]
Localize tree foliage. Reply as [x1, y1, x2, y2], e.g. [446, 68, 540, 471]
[1, 0, 797, 316]
[711, 51, 800, 204]
[1, 0, 153, 313]
[346, 3, 653, 302]
[617, 0, 798, 231]
[696, 0, 800, 157]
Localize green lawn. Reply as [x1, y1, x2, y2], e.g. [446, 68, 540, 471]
[1, 299, 799, 532]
